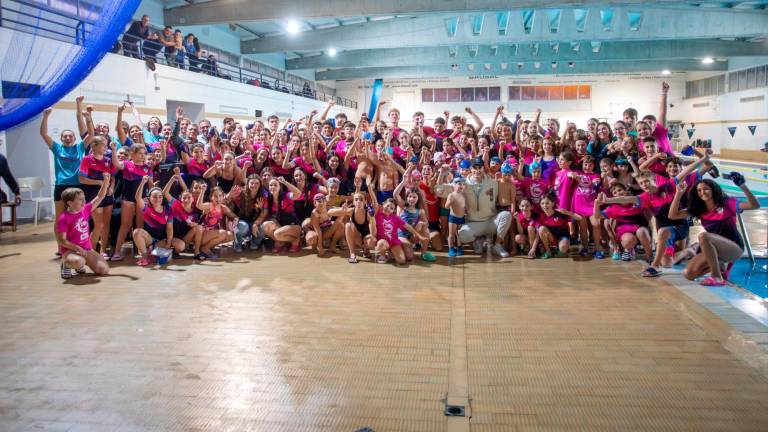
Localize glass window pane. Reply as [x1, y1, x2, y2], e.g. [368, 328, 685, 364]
[578, 85, 591, 99]
[474, 87, 488, 101]
[461, 88, 474, 102]
[521, 86, 534, 100]
[756, 66, 766, 87]
[729, 73, 737, 92]
[509, 86, 521, 100]
[434, 88, 447, 102]
[447, 88, 460, 102]
[549, 85, 564, 100]
[747, 68, 757, 89]
[422, 88, 434, 102]
[489, 87, 501, 101]
[535, 86, 548, 100]
[563, 85, 578, 100]
[738, 70, 747, 90]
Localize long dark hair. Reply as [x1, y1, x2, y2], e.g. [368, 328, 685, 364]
[239, 175, 264, 219]
[686, 179, 727, 217]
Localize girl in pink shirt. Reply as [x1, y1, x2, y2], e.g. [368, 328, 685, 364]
[368, 183, 427, 265]
[56, 176, 111, 279]
[569, 155, 603, 257]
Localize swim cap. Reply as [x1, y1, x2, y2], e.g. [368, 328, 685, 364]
[500, 163, 514, 175]
[459, 159, 471, 169]
[529, 161, 542, 171]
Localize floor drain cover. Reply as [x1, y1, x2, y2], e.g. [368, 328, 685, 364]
[355, 428, 374, 432]
[445, 404, 465, 417]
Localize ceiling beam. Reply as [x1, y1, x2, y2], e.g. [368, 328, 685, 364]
[165, 0, 743, 26]
[287, 40, 768, 70]
[315, 59, 727, 80]
[242, 8, 768, 53]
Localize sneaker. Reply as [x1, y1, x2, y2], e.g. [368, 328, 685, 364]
[540, 252, 551, 260]
[579, 248, 589, 257]
[621, 251, 632, 261]
[75, 266, 87, 274]
[233, 240, 243, 253]
[456, 247, 463, 257]
[492, 244, 510, 258]
[448, 247, 456, 258]
[60, 263, 74, 280]
[594, 251, 605, 260]
[421, 252, 436, 262]
[473, 239, 484, 254]
[611, 251, 621, 260]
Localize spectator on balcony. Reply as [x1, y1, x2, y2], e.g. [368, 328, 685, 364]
[160, 26, 176, 66]
[124, 14, 150, 59]
[173, 30, 185, 69]
[204, 53, 219, 77]
[142, 31, 163, 60]
[184, 33, 200, 72]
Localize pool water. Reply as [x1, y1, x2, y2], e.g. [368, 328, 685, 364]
[729, 258, 768, 299]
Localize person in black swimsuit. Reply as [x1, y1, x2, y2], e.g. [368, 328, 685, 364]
[330, 190, 376, 263]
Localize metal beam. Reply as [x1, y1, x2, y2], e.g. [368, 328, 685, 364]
[314, 59, 727, 80]
[165, 0, 745, 26]
[287, 40, 768, 70]
[242, 8, 768, 53]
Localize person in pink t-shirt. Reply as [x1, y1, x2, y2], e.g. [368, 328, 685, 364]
[55, 176, 111, 279]
[642, 81, 673, 154]
[368, 183, 427, 265]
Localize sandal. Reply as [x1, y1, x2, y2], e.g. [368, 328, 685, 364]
[347, 255, 359, 264]
[136, 257, 151, 267]
[110, 252, 124, 262]
[289, 243, 302, 253]
[376, 254, 388, 264]
[700, 276, 727, 287]
[641, 267, 662, 277]
[194, 252, 208, 261]
[272, 244, 284, 254]
[421, 252, 436, 262]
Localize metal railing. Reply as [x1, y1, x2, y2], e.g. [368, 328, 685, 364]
[0, 0, 358, 109]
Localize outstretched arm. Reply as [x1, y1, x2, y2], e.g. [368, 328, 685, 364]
[40, 108, 55, 149]
[465, 107, 484, 131]
[659, 82, 669, 127]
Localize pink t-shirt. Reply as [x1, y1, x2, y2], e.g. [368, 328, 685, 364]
[56, 202, 93, 254]
[553, 169, 574, 212]
[375, 211, 405, 246]
[571, 172, 601, 216]
[652, 123, 673, 154]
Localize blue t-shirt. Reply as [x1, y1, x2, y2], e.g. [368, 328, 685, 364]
[50, 141, 86, 185]
[143, 129, 162, 144]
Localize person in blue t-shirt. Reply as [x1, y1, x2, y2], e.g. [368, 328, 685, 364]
[41, 106, 92, 251]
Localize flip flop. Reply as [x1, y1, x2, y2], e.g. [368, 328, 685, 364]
[700, 276, 727, 287]
[347, 256, 359, 264]
[642, 267, 662, 277]
[110, 252, 124, 261]
[376, 254, 388, 264]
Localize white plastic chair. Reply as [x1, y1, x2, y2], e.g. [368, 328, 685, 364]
[17, 177, 53, 225]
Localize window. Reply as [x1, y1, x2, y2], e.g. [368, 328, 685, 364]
[461, 88, 474, 102]
[521, 86, 535, 100]
[548, 86, 564, 100]
[421, 88, 433, 103]
[447, 88, 460, 102]
[578, 85, 591, 99]
[509, 86, 521, 100]
[434, 88, 447, 102]
[563, 85, 578, 100]
[534, 86, 548, 100]
[474, 87, 488, 101]
[489, 86, 501, 101]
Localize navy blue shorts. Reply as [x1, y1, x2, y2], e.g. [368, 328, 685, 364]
[448, 214, 465, 225]
[661, 224, 689, 246]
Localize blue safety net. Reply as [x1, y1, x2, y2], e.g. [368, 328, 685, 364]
[0, 0, 141, 131]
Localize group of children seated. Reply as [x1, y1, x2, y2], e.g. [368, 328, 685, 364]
[48, 82, 760, 287]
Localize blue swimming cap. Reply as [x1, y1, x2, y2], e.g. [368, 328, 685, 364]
[529, 161, 542, 171]
[615, 158, 629, 165]
[410, 155, 419, 163]
[459, 159, 471, 169]
[681, 145, 695, 156]
[490, 156, 502, 164]
[387, 147, 394, 155]
[500, 163, 514, 175]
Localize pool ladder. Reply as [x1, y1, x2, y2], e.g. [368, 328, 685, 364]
[737, 212, 757, 267]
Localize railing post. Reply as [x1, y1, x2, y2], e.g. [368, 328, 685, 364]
[737, 212, 756, 266]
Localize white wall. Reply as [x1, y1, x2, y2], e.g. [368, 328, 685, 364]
[0, 28, 357, 220]
[332, 73, 687, 129]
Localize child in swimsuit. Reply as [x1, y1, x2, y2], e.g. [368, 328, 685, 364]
[445, 177, 467, 257]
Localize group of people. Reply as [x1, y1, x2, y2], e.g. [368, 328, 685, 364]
[42, 82, 760, 288]
[122, 15, 219, 76]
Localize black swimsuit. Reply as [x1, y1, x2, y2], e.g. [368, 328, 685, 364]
[352, 209, 370, 237]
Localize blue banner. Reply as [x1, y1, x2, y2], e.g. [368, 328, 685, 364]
[686, 128, 695, 139]
[748, 125, 757, 136]
[367, 79, 384, 121]
[728, 126, 737, 138]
